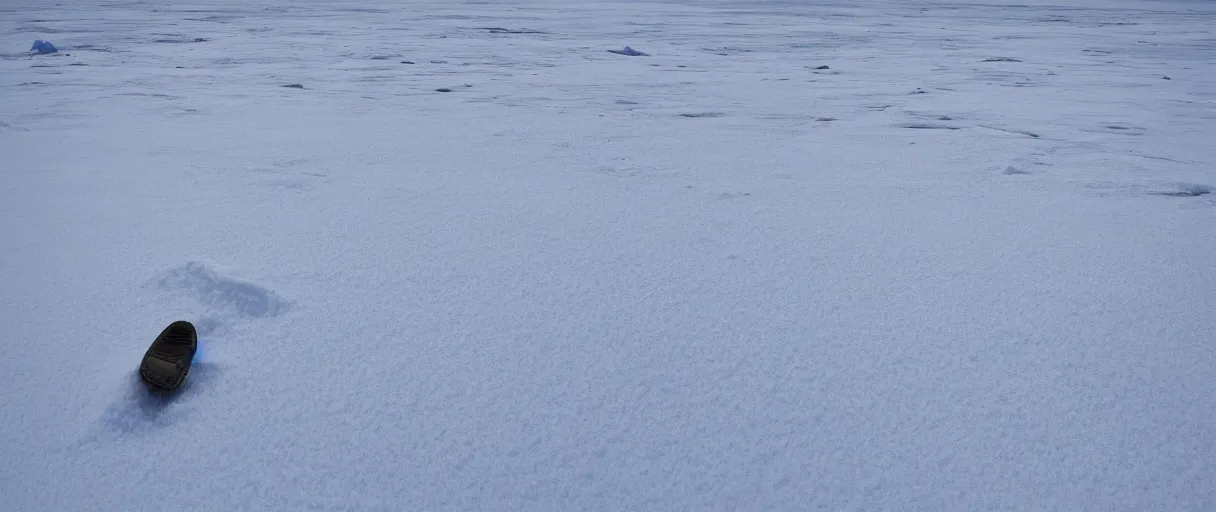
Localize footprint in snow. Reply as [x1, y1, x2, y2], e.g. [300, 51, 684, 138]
[126, 263, 284, 415]
[157, 262, 288, 319]
[193, 314, 226, 337]
[897, 122, 961, 130]
[87, 264, 280, 443]
[86, 364, 224, 441]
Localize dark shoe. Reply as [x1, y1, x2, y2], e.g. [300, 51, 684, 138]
[139, 321, 198, 391]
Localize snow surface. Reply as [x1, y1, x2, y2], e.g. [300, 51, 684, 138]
[2, 0, 1215, 509]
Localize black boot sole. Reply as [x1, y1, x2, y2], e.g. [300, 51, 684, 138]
[139, 320, 198, 391]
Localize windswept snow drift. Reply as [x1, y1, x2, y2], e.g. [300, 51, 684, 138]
[2, 0, 1214, 510]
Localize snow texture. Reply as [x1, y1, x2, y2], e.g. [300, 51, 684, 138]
[2, 0, 1215, 510]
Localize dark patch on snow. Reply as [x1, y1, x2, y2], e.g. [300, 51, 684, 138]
[1003, 165, 1031, 175]
[910, 88, 927, 94]
[435, 88, 453, 92]
[115, 92, 177, 99]
[282, 83, 304, 89]
[939, 116, 953, 120]
[154, 37, 209, 44]
[401, 61, 415, 64]
[1133, 154, 1189, 164]
[898, 123, 961, 130]
[983, 57, 1022, 62]
[430, 59, 448, 64]
[816, 117, 837, 122]
[482, 27, 546, 34]
[1155, 184, 1211, 197]
[679, 112, 726, 118]
[1084, 124, 1147, 136]
[184, 15, 240, 22]
[978, 125, 1040, 138]
[1162, 76, 1171, 80]
[814, 65, 831, 70]
[615, 100, 638, 105]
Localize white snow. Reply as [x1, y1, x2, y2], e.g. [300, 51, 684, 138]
[2, 0, 1215, 509]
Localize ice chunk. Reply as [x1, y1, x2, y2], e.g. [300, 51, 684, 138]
[607, 46, 648, 56]
[30, 40, 57, 54]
